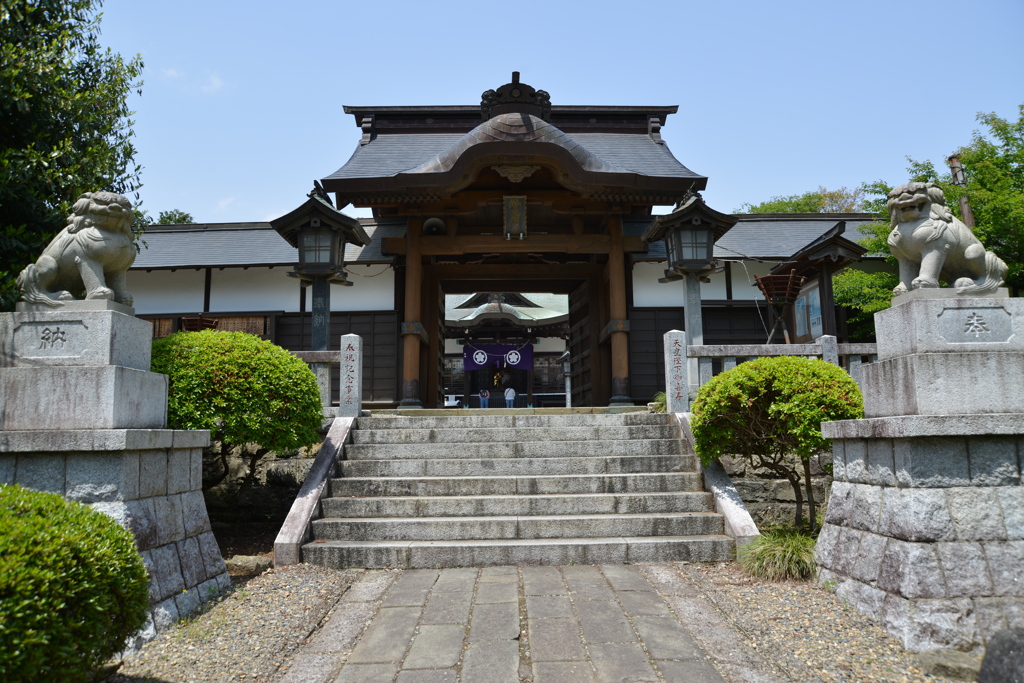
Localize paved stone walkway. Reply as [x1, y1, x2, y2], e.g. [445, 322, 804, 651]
[279, 564, 784, 683]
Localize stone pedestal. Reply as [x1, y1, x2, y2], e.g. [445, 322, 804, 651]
[818, 290, 1024, 652]
[0, 303, 229, 648]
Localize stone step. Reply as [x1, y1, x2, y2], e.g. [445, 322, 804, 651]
[311, 512, 725, 541]
[338, 454, 695, 478]
[343, 439, 684, 461]
[320, 491, 715, 518]
[301, 535, 735, 569]
[355, 413, 671, 431]
[350, 424, 680, 444]
[300, 410, 732, 570]
[330, 472, 702, 497]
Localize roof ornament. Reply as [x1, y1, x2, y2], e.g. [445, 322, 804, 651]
[492, 165, 541, 183]
[481, 71, 552, 122]
[308, 180, 332, 205]
[674, 184, 702, 211]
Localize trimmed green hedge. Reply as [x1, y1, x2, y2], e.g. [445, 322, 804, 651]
[0, 484, 150, 681]
[151, 331, 324, 487]
[691, 356, 863, 530]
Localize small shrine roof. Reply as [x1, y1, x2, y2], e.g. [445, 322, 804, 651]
[445, 293, 568, 326]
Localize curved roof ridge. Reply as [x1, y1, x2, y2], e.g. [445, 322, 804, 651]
[409, 112, 626, 175]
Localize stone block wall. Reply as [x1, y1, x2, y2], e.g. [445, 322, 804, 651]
[721, 454, 831, 528]
[817, 434, 1024, 651]
[816, 292, 1024, 652]
[0, 429, 231, 646]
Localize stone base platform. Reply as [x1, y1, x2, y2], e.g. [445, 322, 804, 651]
[0, 365, 168, 430]
[0, 429, 230, 648]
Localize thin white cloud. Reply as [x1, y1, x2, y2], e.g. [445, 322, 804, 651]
[159, 67, 226, 96]
[215, 197, 236, 211]
[201, 73, 225, 94]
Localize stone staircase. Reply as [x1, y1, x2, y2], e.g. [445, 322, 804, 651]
[302, 411, 734, 568]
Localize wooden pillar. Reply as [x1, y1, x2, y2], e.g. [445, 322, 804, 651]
[400, 218, 423, 407]
[819, 263, 838, 338]
[424, 272, 442, 409]
[608, 215, 632, 405]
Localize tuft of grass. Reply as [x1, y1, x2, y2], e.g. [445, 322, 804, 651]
[650, 391, 667, 413]
[738, 528, 818, 581]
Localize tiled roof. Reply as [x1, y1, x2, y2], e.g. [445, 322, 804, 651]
[132, 215, 883, 270]
[717, 215, 879, 261]
[131, 220, 397, 270]
[628, 214, 881, 262]
[411, 114, 624, 176]
[323, 129, 701, 182]
[573, 134, 701, 178]
[326, 134, 464, 180]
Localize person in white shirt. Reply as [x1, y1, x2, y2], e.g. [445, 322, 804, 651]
[504, 386, 516, 408]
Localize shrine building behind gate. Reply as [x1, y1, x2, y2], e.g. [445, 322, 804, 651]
[128, 74, 881, 408]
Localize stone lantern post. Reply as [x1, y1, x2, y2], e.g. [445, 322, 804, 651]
[643, 192, 737, 411]
[271, 185, 370, 403]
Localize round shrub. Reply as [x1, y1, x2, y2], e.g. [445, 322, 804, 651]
[151, 331, 323, 486]
[0, 484, 150, 681]
[691, 356, 863, 530]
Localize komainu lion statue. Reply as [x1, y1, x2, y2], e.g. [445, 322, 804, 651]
[887, 181, 1007, 296]
[17, 191, 137, 307]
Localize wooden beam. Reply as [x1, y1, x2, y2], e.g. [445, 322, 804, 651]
[384, 234, 647, 256]
[425, 263, 602, 281]
[441, 280, 587, 295]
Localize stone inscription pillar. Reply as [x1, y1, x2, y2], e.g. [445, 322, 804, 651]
[663, 330, 689, 413]
[338, 334, 362, 418]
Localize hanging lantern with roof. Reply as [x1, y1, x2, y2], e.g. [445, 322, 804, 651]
[271, 182, 371, 285]
[642, 191, 737, 281]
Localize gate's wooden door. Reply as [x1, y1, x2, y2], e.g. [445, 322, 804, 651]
[568, 281, 593, 407]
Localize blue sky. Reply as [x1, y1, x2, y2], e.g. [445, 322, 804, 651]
[98, 0, 1023, 224]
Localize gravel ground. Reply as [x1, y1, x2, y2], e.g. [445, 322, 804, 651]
[106, 562, 970, 683]
[108, 564, 364, 683]
[673, 562, 971, 682]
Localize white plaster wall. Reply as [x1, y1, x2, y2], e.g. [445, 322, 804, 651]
[210, 268, 299, 312]
[129, 269, 205, 315]
[632, 261, 770, 306]
[702, 269, 730, 300]
[333, 265, 395, 312]
[632, 262, 679, 307]
[205, 266, 395, 314]
[534, 337, 566, 353]
[726, 260, 777, 301]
